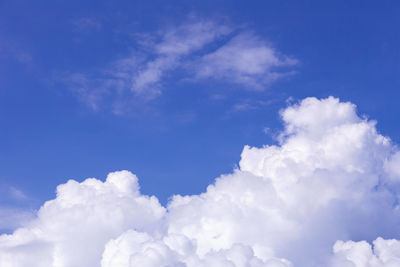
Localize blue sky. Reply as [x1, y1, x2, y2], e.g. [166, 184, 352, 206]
[1, 0, 400, 215]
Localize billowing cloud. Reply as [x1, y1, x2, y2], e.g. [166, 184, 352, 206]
[331, 238, 400, 267]
[2, 96, 400, 266]
[0, 171, 165, 267]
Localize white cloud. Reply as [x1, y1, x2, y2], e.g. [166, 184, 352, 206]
[229, 99, 274, 113]
[384, 151, 400, 183]
[62, 72, 107, 111]
[101, 230, 291, 267]
[7, 187, 27, 201]
[72, 17, 102, 32]
[0, 171, 165, 267]
[130, 19, 232, 95]
[2, 97, 400, 266]
[62, 18, 297, 112]
[195, 32, 298, 89]
[0, 39, 33, 65]
[130, 22, 297, 94]
[0, 208, 34, 232]
[0, 185, 33, 231]
[331, 238, 400, 267]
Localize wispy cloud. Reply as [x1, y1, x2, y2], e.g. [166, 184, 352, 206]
[130, 19, 232, 95]
[8, 187, 27, 201]
[62, 73, 106, 111]
[0, 184, 29, 202]
[60, 55, 141, 112]
[232, 101, 258, 112]
[61, 17, 298, 113]
[195, 32, 298, 89]
[0, 184, 35, 232]
[0, 207, 34, 232]
[0, 39, 33, 65]
[72, 17, 102, 32]
[229, 98, 275, 113]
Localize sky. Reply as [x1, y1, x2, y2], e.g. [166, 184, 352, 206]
[1, 1, 400, 266]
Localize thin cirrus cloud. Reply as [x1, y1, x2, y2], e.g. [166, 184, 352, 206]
[195, 32, 298, 89]
[0, 208, 34, 232]
[72, 17, 102, 32]
[1, 96, 400, 266]
[131, 19, 232, 95]
[64, 18, 298, 113]
[0, 185, 34, 232]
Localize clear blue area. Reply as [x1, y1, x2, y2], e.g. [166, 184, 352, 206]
[1, 0, 399, 207]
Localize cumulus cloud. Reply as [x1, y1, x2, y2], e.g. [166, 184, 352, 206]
[101, 230, 291, 267]
[0, 171, 165, 267]
[2, 96, 400, 266]
[63, 18, 297, 112]
[331, 238, 400, 267]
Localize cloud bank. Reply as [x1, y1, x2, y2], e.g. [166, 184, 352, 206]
[1, 96, 400, 266]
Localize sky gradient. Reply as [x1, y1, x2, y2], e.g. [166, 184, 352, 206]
[2, 0, 400, 205]
[1, 2, 400, 266]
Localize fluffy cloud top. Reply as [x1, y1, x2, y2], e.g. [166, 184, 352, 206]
[332, 238, 400, 267]
[2, 96, 400, 266]
[0, 171, 165, 267]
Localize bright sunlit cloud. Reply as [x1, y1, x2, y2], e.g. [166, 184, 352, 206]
[1, 97, 400, 267]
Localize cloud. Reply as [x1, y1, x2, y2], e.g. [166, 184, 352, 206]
[0, 208, 34, 232]
[195, 32, 298, 89]
[101, 230, 292, 267]
[7, 187, 27, 201]
[229, 99, 275, 113]
[0, 185, 34, 231]
[0, 39, 33, 65]
[72, 17, 102, 32]
[62, 18, 297, 113]
[331, 238, 400, 267]
[0, 171, 165, 267]
[122, 18, 232, 96]
[131, 22, 297, 94]
[63, 18, 233, 111]
[62, 72, 107, 111]
[0, 184, 28, 202]
[2, 96, 400, 266]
